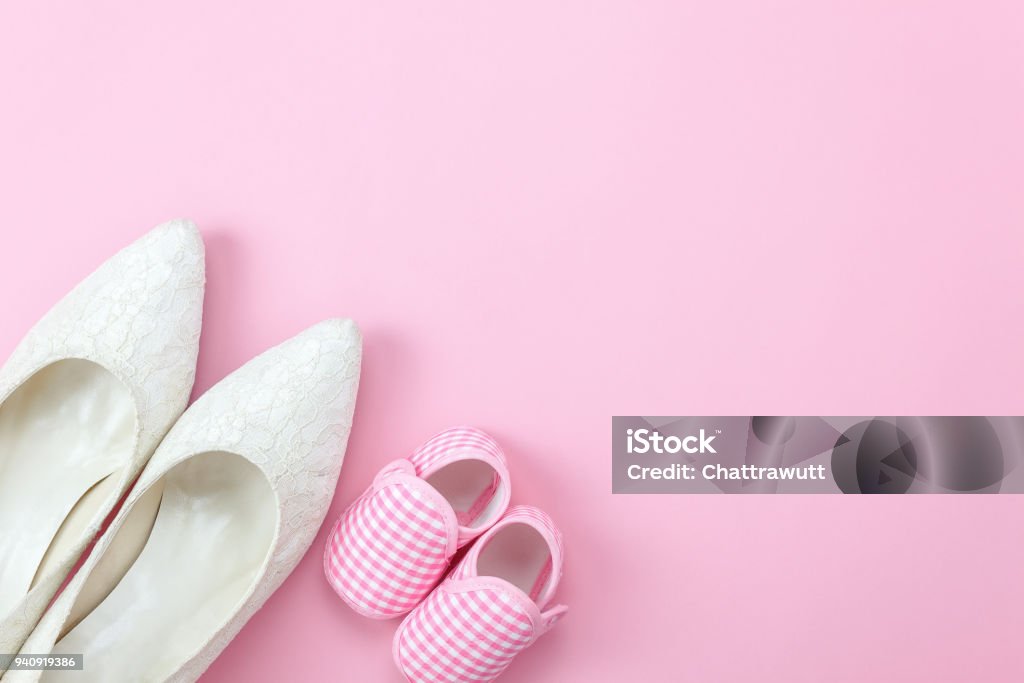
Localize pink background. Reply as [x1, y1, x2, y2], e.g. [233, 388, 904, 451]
[2, 2, 1024, 681]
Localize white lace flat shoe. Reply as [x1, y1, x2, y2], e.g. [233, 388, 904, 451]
[0, 220, 205, 660]
[6, 319, 361, 683]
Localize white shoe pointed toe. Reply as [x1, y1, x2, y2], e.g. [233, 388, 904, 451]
[0, 220, 205, 658]
[10, 320, 361, 683]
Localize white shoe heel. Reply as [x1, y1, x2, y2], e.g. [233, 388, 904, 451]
[8, 319, 361, 683]
[0, 220, 205, 660]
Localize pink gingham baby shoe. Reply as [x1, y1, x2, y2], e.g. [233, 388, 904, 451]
[324, 427, 511, 618]
[392, 505, 568, 683]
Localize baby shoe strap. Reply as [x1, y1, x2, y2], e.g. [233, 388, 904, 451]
[535, 604, 569, 639]
[407, 426, 508, 475]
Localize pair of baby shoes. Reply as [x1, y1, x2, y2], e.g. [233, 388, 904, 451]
[324, 427, 567, 682]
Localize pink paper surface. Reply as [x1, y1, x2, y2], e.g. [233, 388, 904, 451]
[1, 2, 1023, 681]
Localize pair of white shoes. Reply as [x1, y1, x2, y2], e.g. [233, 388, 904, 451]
[0, 221, 362, 682]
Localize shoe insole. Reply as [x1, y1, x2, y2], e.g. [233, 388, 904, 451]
[46, 451, 276, 682]
[426, 459, 501, 528]
[59, 479, 165, 637]
[476, 523, 553, 602]
[0, 359, 135, 618]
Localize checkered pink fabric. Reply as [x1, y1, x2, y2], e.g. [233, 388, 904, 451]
[393, 506, 568, 683]
[324, 427, 510, 619]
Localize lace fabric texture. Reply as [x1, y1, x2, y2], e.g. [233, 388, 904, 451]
[0, 220, 205, 658]
[8, 319, 361, 683]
